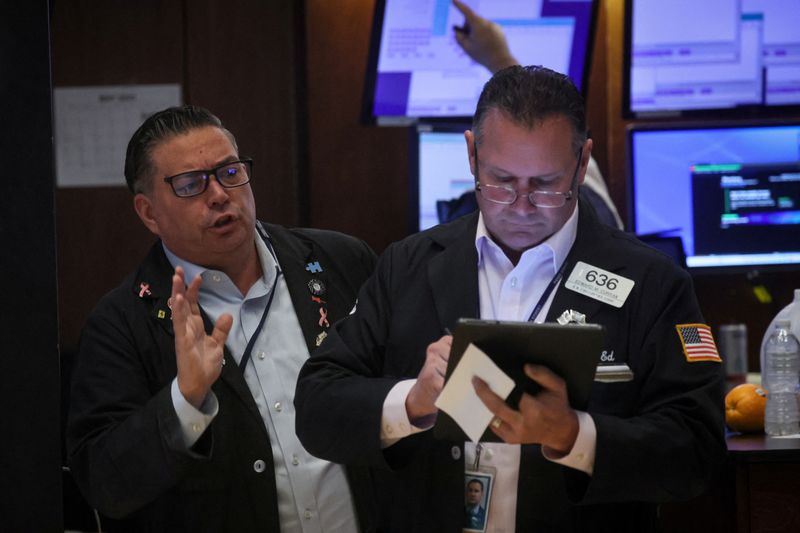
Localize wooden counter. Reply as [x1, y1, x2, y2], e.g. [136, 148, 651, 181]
[659, 433, 800, 533]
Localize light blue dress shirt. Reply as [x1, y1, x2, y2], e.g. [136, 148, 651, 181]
[166, 234, 359, 533]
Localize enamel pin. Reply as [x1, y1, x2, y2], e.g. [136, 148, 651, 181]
[315, 331, 328, 346]
[139, 282, 152, 297]
[306, 261, 323, 274]
[308, 278, 326, 296]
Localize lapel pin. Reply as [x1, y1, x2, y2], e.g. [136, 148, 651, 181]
[157, 309, 166, 319]
[308, 278, 326, 297]
[139, 282, 152, 297]
[318, 307, 330, 328]
[557, 309, 586, 325]
[315, 331, 328, 346]
[306, 261, 323, 274]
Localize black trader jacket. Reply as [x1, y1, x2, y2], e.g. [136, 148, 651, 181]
[295, 200, 726, 532]
[67, 222, 377, 533]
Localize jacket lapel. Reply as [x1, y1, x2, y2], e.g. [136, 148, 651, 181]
[261, 223, 339, 353]
[132, 243, 176, 336]
[546, 199, 630, 324]
[427, 214, 481, 330]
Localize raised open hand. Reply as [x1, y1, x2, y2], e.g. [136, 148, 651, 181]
[172, 266, 233, 409]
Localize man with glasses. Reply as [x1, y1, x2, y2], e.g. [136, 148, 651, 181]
[67, 105, 376, 532]
[295, 66, 724, 531]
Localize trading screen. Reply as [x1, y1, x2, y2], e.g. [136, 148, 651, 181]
[629, 123, 800, 269]
[372, 0, 595, 121]
[629, 0, 800, 114]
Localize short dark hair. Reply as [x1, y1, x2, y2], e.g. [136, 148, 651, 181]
[467, 478, 484, 492]
[472, 65, 588, 153]
[124, 105, 237, 194]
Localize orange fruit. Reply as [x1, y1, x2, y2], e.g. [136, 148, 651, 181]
[725, 383, 767, 433]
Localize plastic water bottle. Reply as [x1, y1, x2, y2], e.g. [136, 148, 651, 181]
[760, 289, 800, 376]
[764, 319, 800, 436]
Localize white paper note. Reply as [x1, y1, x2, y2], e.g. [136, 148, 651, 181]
[435, 343, 515, 442]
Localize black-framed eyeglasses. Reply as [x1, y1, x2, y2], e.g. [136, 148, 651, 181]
[163, 158, 253, 198]
[474, 146, 582, 208]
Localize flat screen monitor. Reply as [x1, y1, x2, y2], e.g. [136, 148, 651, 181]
[365, 0, 598, 125]
[627, 121, 800, 271]
[409, 122, 474, 232]
[624, 0, 800, 118]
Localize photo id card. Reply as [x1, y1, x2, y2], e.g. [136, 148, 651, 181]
[464, 470, 494, 533]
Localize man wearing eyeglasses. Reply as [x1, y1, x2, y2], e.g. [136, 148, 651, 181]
[67, 105, 377, 532]
[295, 66, 724, 532]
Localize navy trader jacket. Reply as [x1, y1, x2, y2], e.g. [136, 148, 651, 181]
[67, 222, 377, 533]
[295, 198, 726, 532]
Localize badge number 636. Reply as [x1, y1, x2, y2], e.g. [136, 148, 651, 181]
[584, 270, 618, 291]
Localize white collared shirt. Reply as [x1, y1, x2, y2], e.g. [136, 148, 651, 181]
[167, 235, 359, 533]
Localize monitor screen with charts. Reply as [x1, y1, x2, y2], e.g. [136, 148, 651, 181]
[624, 0, 800, 118]
[627, 121, 800, 271]
[364, 0, 598, 124]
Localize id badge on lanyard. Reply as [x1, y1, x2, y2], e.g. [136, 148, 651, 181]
[464, 443, 496, 533]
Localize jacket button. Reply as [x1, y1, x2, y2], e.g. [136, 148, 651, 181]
[451, 446, 461, 460]
[253, 459, 266, 473]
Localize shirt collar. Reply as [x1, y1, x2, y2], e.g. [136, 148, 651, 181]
[163, 244, 206, 284]
[162, 234, 278, 297]
[474, 203, 579, 272]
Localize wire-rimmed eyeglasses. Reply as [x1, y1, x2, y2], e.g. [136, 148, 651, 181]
[163, 158, 253, 198]
[474, 147, 582, 208]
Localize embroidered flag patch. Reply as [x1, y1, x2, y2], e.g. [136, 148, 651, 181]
[676, 324, 721, 362]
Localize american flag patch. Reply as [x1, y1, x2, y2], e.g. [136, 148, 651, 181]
[675, 324, 721, 362]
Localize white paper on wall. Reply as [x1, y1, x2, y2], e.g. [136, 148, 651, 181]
[54, 84, 181, 187]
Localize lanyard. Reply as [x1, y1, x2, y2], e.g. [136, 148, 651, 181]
[238, 266, 281, 372]
[237, 236, 282, 372]
[526, 259, 569, 323]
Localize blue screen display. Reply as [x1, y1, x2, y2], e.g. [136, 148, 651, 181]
[628, 122, 800, 269]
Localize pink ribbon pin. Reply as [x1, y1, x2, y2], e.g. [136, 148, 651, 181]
[139, 282, 151, 297]
[318, 307, 329, 328]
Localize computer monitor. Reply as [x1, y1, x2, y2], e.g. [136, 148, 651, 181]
[409, 122, 474, 232]
[623, 0, 800, 118]
[364, 0, 598, 125]
[627, 121, 800, 271]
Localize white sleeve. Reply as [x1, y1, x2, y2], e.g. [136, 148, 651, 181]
[541, 410, 596, 475]
[170, 378, 219, 448]
[380, 379, 434, 448]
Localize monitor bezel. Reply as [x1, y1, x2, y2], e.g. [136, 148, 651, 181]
[625, 118, 800, 274]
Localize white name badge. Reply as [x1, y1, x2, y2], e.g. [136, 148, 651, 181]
[564, 261, 634, 308]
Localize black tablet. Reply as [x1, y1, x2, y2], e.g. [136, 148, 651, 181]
[433, 318, 606, 442]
